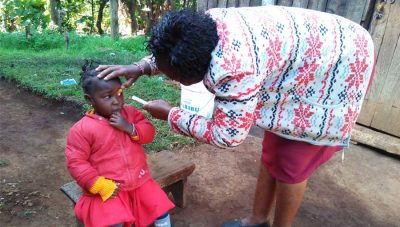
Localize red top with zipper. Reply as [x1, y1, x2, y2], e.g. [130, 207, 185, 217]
[65, 105, 155, 192]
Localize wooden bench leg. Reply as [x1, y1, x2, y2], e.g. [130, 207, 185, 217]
[166, 178, 187, 208]
[76, 216, 84, 227]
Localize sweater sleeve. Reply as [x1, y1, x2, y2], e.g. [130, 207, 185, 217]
[128, 107, 156, 144]
[64, 124, 99, 190]
[168, 72, 261, 148]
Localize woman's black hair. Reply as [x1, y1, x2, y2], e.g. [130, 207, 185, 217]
[147, 10, 219, 83]
[79, 60, 120, 95]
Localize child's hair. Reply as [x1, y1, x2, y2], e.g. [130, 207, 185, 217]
[80, 60, 120, 95]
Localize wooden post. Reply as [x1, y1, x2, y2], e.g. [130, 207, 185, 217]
[25, 25, 31, 39]
[64, 30, 70, 49]
[165, 179, 187, 208]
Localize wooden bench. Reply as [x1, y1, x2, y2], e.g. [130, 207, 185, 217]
[60, 150, 195, 209]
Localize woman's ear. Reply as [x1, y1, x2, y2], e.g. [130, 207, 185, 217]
[84, 94, 94, 106]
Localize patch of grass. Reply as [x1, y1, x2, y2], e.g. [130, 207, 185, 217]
[22, 209, 36, 217]
[0, 159, 10, 167]
[0, 31, 195, 151]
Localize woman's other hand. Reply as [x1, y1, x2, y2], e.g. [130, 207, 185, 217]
[143, 100, 173, 121]
[96, 64, 140, 89]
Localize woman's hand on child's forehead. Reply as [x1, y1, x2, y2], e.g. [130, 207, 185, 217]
[96, 65, 123, 80]
[96, 65, 137, 89]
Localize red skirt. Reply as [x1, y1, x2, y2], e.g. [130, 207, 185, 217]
[261, 131, 342, 184]
[74, 179, 175, 227]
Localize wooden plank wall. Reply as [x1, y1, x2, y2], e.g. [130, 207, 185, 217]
[197, 0, 376, 27]
[358, 0, 400, 136]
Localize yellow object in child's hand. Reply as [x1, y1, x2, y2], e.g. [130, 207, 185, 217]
[89, 176, 118, 201]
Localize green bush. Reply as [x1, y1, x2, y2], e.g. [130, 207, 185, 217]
[0, 30, 65, 50]
[0, 31, 148, 53]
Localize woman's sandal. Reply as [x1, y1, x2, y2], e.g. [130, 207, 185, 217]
[221, 219, 270, 227]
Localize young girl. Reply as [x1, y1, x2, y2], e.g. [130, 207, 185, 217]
[65, 63, 174, 227]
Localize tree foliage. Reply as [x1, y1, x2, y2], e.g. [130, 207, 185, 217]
[1, 0, 196, 36]
[1, 0, 50, 32]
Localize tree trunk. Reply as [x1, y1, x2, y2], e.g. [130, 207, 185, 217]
[4, 12, 17, 32]
[110, 0, 120, 39]
[25, 25, 32, 39]
[3, 13, 9, 31]
[49, 0, 61, 26]
[64, 30, 70, 49]
[150, 0, 163, 31]
[97, 0, 107, 35]
[144, 0, 153, 35]
[119, 0, 137, 35]
[8, 18, 17, 32]
[154, 1, 160, 19]
[125, 0, 138, 35]
[90, 0, 95, 33]
[164, 0, 173, 11]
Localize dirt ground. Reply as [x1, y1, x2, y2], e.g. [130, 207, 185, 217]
[1, 77, 400, 227]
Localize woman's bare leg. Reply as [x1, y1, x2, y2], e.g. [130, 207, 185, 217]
[272, 180, 307, 227]
[242, 164, 276, 225]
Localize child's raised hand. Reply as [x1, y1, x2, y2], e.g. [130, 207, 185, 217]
[109, 111, 131, 133]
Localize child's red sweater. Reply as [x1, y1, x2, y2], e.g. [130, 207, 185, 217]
[65, 105, 155, 192]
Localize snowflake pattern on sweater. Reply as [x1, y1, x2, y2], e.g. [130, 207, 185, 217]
[167, 6, 375, 148]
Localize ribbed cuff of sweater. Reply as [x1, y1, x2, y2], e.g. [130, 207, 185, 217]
[89, 176, 117, 202]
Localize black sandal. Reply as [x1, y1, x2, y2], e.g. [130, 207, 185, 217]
[221, 219, 269, 227]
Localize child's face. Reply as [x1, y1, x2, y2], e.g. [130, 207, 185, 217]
[87, 79, 124, 118]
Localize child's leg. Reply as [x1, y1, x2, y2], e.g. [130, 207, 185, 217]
[273, 179, 307, 227]
[154, 213, 171, 227]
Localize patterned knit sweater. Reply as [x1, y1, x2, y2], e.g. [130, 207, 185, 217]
[156, 6, 375, 148]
